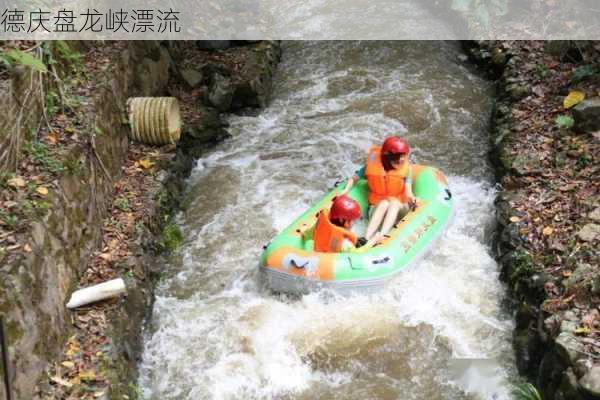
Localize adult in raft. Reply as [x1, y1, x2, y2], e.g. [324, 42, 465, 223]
[341, 136, 417, 241]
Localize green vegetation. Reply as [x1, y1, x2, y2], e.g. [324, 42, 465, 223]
[513, 382, 542, 400]
[24, 141, 65, 174]
[128, 381, 143, 400]
[64, 156, 85, 176]
[0, 48, 47, 72]
[161, 221, 184, 252]
[571, 64, 599, 84]
[510, 249, 537, 293]
[0, 209, 18, 230]
[554, 115, 574, 130]
[115, 197, 131, 212]
[45, 88, 61, 118]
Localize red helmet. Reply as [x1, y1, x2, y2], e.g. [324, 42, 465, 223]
[382, 136, 410, 155]
[330, 195, 361, 222]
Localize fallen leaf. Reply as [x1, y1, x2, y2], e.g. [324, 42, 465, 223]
[47, 131, 59, 144]
[543, 226, 554, 236]
[7, 177, 26, 188]
[564, 90, 585, 109]
[562, 270, 572, 277]
[23, 243, 32, 252]
[574, 326, 592, 335]
[78, 370, 97, 382]
[137, 159, 155, 169]
[51, 376, 73, 387]
[510, 216, 521, 223]
[36, 186, 49, 196]
[61, 361, 75, 369]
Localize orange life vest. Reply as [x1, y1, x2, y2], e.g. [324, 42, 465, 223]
[365, 146, 410, 205]
[314, 210, 357, 253]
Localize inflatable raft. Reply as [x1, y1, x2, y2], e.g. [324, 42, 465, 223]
[259, 165, 454, 294]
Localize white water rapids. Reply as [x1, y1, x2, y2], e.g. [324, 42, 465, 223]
[139, 41, 517, 400]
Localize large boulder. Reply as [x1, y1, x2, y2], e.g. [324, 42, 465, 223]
[207, 72, 234, 111]
[180, 68, 204, 88]
[129, 41, 171, 96]
[580, 365, 600, 398]
[196, 41, 232, 50]
[573, 97, 600, 133]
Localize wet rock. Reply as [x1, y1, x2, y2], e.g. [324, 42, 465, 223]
[196, 40, 232, 50]
[490, 47, 507, 66]
[573, 97, 600, 133]
[579, 365, 600, 397]
[129, 41, 171, 96]
[230, 43, 281, 110]
[506, 83, 530, 101]
[180, 68, 204, 88]
[514, 325, 543, 377]
[539, 349, 570, 399]
[207, 73, 234, 111]
[511, 152, 542, 175]
[577, 224, 599, 242]
[179, 107, 229, 160]
[574, 357, 593, 379]
[545, 41, 587, 62]
[562, 310, 578, 322]
[556, 368, 583, 400]
[555, 330, 584, 364]
[592, 274, 600, 296]
[563, 263, 594, 293]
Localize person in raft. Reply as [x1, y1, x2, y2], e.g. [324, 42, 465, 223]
[340, 135, 417, 241]
[302, 195, 383, 253]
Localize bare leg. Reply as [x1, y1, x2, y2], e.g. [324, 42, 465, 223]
[380, 199, 401, 236]
[366, 200, 389, 240]
[380, 200, 410, 236]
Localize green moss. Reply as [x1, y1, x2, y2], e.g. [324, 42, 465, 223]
[510, 249, 537, 293]
[161, 221, 183, 253]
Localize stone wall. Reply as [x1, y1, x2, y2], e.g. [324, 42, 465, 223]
[463, 41, 600, 400]
[0, 60, 44, 173]
[0, 41, 171, 400]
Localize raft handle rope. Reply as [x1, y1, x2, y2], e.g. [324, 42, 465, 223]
[444, 189, 452, 201]
[290, 259, 309, 269]
[0, 316, 12, 400]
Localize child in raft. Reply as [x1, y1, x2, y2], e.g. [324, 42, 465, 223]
[302, 195, 383, 253]
[340, 135, 417, 241]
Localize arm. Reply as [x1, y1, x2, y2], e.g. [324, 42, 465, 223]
[300, 222, 316, 241]
[405, 166, 417, 208]
[340, 167, 365, 196]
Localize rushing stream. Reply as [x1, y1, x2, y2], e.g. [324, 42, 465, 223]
[139, 41, 517, 400]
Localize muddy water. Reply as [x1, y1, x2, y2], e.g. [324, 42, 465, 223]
[139, 41, 516, 400]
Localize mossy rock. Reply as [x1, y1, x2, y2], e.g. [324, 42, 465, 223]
[506, 83, 531, 101]
[161, 221, 183, 252]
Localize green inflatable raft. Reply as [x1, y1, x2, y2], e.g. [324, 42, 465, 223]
[259, 164, 454, 294]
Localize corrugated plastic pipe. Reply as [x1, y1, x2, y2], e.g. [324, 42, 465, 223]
[127, 97, 182, 145]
